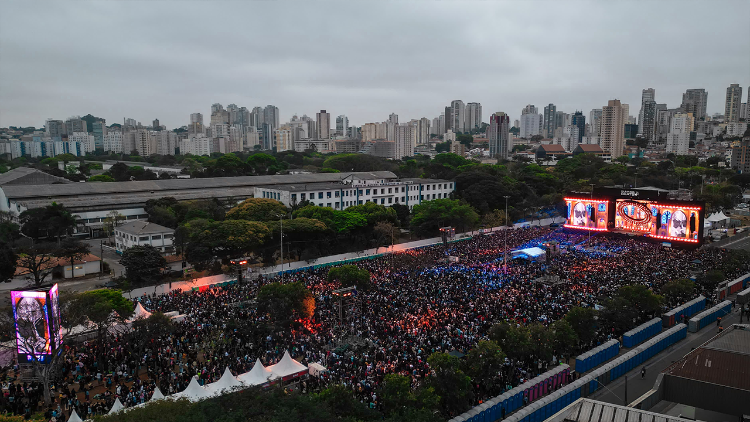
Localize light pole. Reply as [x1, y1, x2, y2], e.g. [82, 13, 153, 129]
[275, 213, 285, 284]
[504, 195, 510, 270]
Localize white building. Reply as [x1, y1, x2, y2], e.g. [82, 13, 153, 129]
[180, 135, 211, 156]
[395, 125, 415, 159]
[451, 100, 466, 133]
[666, 113, 693, 155]
[520, 113, 543, 139]
[726, 122, 748, 137]
[444, 129, 457, 143]
[294, 139, 331, 153]
[415, 118, 431, 145]
[275, 127, 293, 151]
[335, 115, 349, 137]
[465, 102, 482, 131]
[69, 132, 96, 152]
[115, 220, 175, 255]
[589, 109, 602, 137]
[255, 174, 454, 210]
[103, 130, 123, 153]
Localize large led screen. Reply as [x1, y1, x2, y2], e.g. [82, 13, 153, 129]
[48, 284, 62, 349]
[615, 199, 701, 243]
[11, 290, 51, 363]
[564, 198, 609, 231]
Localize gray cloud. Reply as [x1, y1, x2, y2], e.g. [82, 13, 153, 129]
[1, 0, 748, 129]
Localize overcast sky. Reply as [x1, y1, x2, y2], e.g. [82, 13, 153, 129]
[1, 0, 749, 129]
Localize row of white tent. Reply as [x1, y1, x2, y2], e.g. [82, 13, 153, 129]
[66, 351, 315, 421]
[61, 303, 187, 340]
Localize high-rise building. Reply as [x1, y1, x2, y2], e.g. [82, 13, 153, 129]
[444, 106, 453, 132]
[731, 138, 750, 173]
[571, 112, 585, 143]
[275, 126, 293, 151]
[152, 119, 160, 130]
[316, 110, 330, 139]
[65, 117, 87, 135]
[415, 118, 430, 145]
[601, 100, 625, 158]
[451, 100, 466, 133]
[264, 105, 280, 130]
[637, 88, 655, 136]
[725, 84, 743, 123]
[589, 109, 602, 136]
[681, 89, 708, 121]
[103, 129, 123, 153]
[543, 104, 557, 138]
[520, 113, 542, 139]
[395, 124, 415, 159]
[488, 112, 511, 159]
[92, 121, 107, 149]
[741, 103, 748, 121]
[465, 102, 482, 131]
[521, 104, 538, 115]
[211, 103, 223, 113]
[666, 113, 693, 155]
[335, 115, 349, 137]
[45, 119, 65, 138]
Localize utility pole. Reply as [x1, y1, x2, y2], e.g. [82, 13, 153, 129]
[99, 240, 103, 279]
[504, 195, 510, 271]
[279, 214, 284, 284]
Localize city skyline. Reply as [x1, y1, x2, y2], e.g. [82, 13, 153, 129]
[1, 1, 749, 128]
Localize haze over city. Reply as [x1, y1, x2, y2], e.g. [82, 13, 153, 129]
[1, 0, 749, 128]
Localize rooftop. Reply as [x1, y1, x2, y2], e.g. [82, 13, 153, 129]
[548, 398, 694, 422]
[575, 144, 605, 153]
[117, 220, 174, 235]
[664, 324, 750, 391]
[538, 144, 568, 153]
[0, 167, 71, 186]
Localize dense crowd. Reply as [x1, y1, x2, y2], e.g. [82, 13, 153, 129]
[3, 227, 746, 421]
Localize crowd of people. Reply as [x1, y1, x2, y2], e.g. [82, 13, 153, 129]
[3, 226, 747, 421]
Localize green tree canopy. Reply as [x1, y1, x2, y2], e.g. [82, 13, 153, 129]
[120, 245, 167, 285]
[464, 340, 506, 392]
[563, 307, 598, 346]
[410, 199, 479, 235]
[426, 352, 473, 417]
[293, 205, 368, 234]
[257, 282, 315, 327]
[19, 202, 77, 241]
[226, 198, 288, 222]
[661, 279, 696, 306]
[327, 265, 371, 291]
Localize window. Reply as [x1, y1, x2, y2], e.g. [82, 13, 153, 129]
[358, 190, 363, 195]
[358, 200, 362, 205]
[152, 235, 162, 240]
[388, 188, 392, 193]
[318, 192, 323, 199]
[139, 236, 149, 241]
[301, 193, 306, 200]
[380, 198, 385, 204]
[291, 194, 297, 201]
[420, 195, 424, 200]
[327, 192, 331, 198]
[388, 197, 392, 203]
[164, 234, 173, 239]
[450, 183, 453, 189]
[427, 185, 430, 190]
[366, 189, 370, 195]
[327, 203, 331, 207]
[401, 187, 405, 192]
[335, 191, 339, 197]
[335, 203, 340, 209]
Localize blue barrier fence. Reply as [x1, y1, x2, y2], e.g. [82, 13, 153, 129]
[574, 339, 619, 374]
[448, 365, 570, 422]
[499, 324, 687, 422]
[688, 300, 732, 332]
[662, 296, 705, 327]
[622, 317, 662, 348]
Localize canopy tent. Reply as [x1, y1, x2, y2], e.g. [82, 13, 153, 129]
[447, 350, 466, 358]
[308, 362, 327, 377]
[510, 247, 546, 261]
[67, 410, 83, 422]
[148, 387, 165, 401]
[707, 211, 730, 228]
[173, 376, 208, 402]
[268, 351, 308, 380]
[238, 358, 276, 386]
[206, 367, 242, 396]
[128, 302, 152, 322]
[108, 398, 124, 415]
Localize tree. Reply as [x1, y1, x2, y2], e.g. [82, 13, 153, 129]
[390, 203, 411, 227]
[615, 284, 663, 317]
[661, 279, 695, 306]
[58, 237, 91, 278]
[264, 217, 329, 261]
[199, 220, 271, 261]
[426, 352, 473, 417]
[256, 282, 315, 327]
[88, 174, 115, 182]
[130, 312, 174, 362]
[410, 199, 479, 236]
[372, 221, 398, 251]
[379, 374, 440, 420]
[0, 242, 17, 283]
[464, 340, 506, 393]
[226, 198, 288, 222]
[16, 242, 57, 286]
[294, 205, 368, 234]
[103, 210, 125, 242]
[327, 265, 371, 291]
[563, 307, 598, 347]
[70, 289, 134, 368]
[488, 321, 531, 361]
[19, 202, 77, 242]
[120, 245, 167, 285]
[697, 269, 724, 293]
[549, 319, 578, 359]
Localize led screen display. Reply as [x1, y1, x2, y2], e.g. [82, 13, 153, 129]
[48, 284, 61, 349]
[564, 198, 609, 231]
[11, 290, 51, 363]
[615, 199, 701, 243]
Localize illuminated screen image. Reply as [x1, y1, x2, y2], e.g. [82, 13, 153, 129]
[614, 199, 701, 243]
[11, 290, 51, 362]
[564, 198, 608, 231]
[48, 284, 61, 349]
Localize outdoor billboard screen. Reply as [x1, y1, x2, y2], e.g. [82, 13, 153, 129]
[615, 199, 702, 243]
[564, 198, 609, 231]
[10, 284, 62, 363]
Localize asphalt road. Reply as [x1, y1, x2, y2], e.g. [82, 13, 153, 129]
[80, 238, 125, 276]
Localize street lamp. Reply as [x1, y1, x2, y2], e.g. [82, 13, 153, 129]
[504, 195, 510, 270]
[274, 213, 286, 284]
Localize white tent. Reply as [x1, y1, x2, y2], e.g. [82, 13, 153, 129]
[707, 211, 730, 228]
[128, 302, 152, 323]
[206, 367, 242, 396]
[173, 376, 208, 402]
[268, 351, 308, 379]
[238, 358, 276, 386]
[510, 247, 545, 261]
[150, 387, 165, 401]
[67, 410, 83, 422]
[108, 397, 124, 415]
[308, 362, 327, 377]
